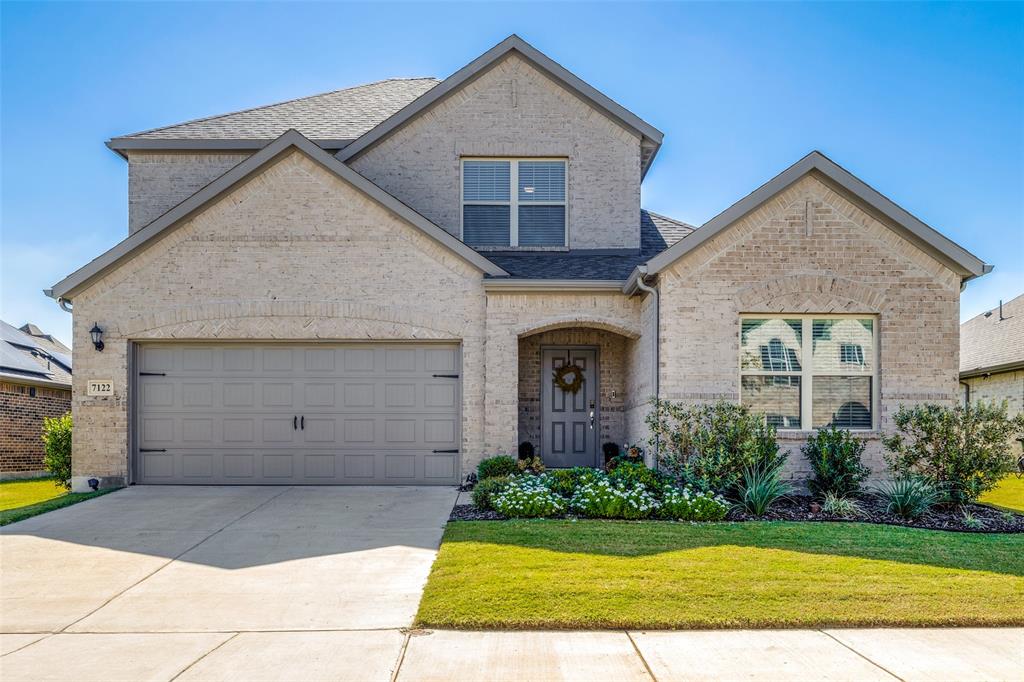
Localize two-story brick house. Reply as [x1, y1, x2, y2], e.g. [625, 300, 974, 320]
[47, 35, 990, 491]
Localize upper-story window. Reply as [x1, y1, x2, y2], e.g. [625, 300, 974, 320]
[739, 315, 878, 430]
[462, 158, 567, 248]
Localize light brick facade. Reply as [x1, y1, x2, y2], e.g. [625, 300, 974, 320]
[351, 54, 642, 250]
[0, 382, 71, 476]
[962, 371, 1024, 458]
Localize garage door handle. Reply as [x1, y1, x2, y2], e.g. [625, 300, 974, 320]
[293, 416, 298, 430]
[139, 372, 166, 376]
[140, 448, 166, 453]
[432, 374, 459, 378]
[432, 449, 459, 453]
[300, 416, 305, 430]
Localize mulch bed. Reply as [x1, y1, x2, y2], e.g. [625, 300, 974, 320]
[449, 496, 1024, 533]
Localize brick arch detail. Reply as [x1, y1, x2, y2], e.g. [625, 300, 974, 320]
[119, 300, 464, 339]
[515, 316, 642, 340]
[736, 273, 889, 313]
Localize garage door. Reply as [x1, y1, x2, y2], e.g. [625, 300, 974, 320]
[134, 343, 461, 484]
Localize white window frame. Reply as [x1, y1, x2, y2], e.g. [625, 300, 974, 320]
[460, 157, 568, 248]
[738, 314, 880, 431]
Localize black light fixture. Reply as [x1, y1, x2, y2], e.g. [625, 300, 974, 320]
[89, 323, 104, 351]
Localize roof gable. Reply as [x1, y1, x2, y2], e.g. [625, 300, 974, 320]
[641, 151, 990, 283]
[48, 130, 506, 299]
[335, 35, 664, 175]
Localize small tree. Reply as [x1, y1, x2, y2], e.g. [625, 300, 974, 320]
[802, 427, 870, 498]
[42, 412, 73, 490]
[646, 399, 786, 494]
[882, 401, 1024, 505]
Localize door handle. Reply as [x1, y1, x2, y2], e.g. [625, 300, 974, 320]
[589, 410, 595, 429]
[293, 416, 298, 430]
[300, 416, 305, 430]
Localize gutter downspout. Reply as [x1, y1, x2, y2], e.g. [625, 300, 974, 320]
[634, 265, 659, 467]
[57, 297, 73, 313]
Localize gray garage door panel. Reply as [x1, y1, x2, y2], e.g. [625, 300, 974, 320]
[134, 343, 460, 484]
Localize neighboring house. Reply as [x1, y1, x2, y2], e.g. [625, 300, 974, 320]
[0, 321, 72, 478]
[960, 293, 1024, 458]
[46, 35, 990, 492]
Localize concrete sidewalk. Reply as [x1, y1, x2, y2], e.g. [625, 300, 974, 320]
[1, 627, 1020, 681]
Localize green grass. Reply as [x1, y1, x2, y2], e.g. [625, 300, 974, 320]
[980, 475, 1024, 513]
[0, 478, 119, 526]
[417, 520, 1024, 630]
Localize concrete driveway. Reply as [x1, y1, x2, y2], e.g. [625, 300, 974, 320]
[0, 485, 456, 680]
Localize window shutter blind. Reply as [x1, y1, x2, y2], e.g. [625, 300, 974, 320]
[518, 205, 566, 246]
[463, 205, 511, 246]
[518, 161, 565, 201]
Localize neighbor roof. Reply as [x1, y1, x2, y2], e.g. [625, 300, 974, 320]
[0, 320, 72, 388]
[336, 35, 664, 176]
[48, 130, 507, 299]
[960, 293, 1024, 377]
[639, 150, 991, 285]
[108, 78, 440, 152]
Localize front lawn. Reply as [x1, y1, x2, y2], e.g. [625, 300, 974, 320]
[980, 475, 1024, 513]
[416, 520, 1024, 629]
[0, 478, 118, 526]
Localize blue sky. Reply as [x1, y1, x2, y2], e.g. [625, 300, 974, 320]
[2, 1, 1022, 348]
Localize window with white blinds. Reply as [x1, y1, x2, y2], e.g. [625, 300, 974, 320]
[740, 315, 877, 430]
[462, 159, 566, 247]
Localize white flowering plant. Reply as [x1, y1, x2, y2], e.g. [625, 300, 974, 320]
[658, 485, 729, 521]
[570, 478, 660, 520]
[491, 475, 565, 518]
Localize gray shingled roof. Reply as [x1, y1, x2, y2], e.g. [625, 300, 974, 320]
[0, 320, 72, 387]
[960, 293, 1024, 376]
[120, 78, 440, 141]
[485, 210, 696, 279]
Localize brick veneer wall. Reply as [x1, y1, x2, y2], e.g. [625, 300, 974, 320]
[657, 173, 962, 480]
[0, 382, 71, 475]
[351, 53, 643, 250]
[962, 370, 1024, 458]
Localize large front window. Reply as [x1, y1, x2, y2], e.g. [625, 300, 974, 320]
[462, 158, 567, 247]
[740, 315, 877, 430]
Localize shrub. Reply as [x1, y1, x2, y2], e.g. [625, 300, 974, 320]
[518, 441, 535, 460]
[658, 486, 729, 521]
[517, 456, 546, 475]
[471, 476, 512, 511]
[608, 461, 668, 492]
[543, 467, 602, 498]
[492, 476, 565, 518]
[42, 412, 73, 490]
[477, 455, 518, 481]
[646, 399, 786, 493]
[734, 464, 791, 517]
[570, 478, 659, 520]
[821, 492, 864, 518]
[882, 401, 1024, 504]
[873, 476, 942, 520]
[802, 427, 870, 498]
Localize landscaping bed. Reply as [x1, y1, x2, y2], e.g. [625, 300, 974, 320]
[451, 494, 1023, 532]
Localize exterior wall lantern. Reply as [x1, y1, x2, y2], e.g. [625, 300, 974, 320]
[89, 323, 105, 351]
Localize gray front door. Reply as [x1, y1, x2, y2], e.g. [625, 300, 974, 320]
[134, 342, 461, 485]
[541, 347, 598, 468]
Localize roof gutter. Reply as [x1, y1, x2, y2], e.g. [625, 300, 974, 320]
[483, 279, 625, 292]
[959, 359, 1024, 380]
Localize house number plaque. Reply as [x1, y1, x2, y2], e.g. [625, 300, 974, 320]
[87, 380, 114, 396]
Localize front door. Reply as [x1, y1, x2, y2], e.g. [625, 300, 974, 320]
[541, 347, 598, 468]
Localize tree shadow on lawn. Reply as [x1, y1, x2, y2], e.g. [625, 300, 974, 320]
[441, 519, 1024, 577]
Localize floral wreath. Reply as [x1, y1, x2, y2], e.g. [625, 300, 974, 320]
[552, 364, 585, 394]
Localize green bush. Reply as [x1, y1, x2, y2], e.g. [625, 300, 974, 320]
[607, 461, 668, 492]
[477, 455, 518, 481]
[658, 486, 729, 521]
[821, 492, 864, 518]
[802, 427, 870, 498]
[873, 476, 942, 520]
[492, 476, 565, 518]
[543, 467, 602, 498]
[734, 464, 791, 517]
[645, 399, 786, 494]
[570, 478, 658, 520]
[42, 412, 73, 490]
[471, 476, 512, 511]
[882, 401, 1024, 504]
